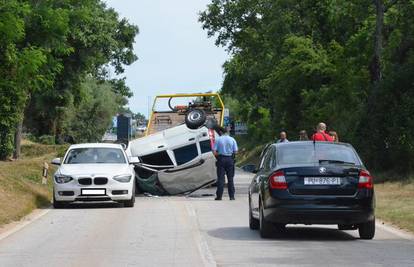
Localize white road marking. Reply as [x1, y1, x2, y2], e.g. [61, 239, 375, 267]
[185, 202, 196, 217]
[185, 202, 217, 267]
[0, 208, 50, 241]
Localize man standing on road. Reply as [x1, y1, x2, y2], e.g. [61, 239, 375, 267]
[311, 122, 334, 142]
[276, 131, 289, 143]
[213, 127, 238, 201]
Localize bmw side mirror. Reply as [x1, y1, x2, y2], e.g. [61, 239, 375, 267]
[51, 158, 61, 165]
[129, 156, 140, 164]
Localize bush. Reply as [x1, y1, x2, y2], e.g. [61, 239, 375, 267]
[24, 133, 38, 143]
[38, 135, 55, 145]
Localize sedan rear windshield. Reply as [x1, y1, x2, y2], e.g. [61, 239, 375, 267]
[277, 143, 361, 165]
[64, 148, 126, 164]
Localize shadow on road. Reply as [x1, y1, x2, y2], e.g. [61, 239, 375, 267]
[208, 226, 356, 241]
[62, 201, 124, 209]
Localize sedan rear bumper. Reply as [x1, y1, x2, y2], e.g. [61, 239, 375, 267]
[263, 190, 375, 225]
[264, 207, 374, 224]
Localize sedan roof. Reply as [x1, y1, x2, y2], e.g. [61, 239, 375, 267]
[274, 141, 353, 147]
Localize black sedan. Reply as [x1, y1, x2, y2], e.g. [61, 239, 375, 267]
[248, 141, 375, 239]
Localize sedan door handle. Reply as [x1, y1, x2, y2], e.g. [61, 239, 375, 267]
[188, 138, 195, 141]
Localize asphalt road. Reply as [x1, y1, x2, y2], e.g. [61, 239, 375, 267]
[0, 170, 413, 267]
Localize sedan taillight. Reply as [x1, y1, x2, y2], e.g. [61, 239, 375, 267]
[358, 170, 373, 189]
[269, 170, 288, 190]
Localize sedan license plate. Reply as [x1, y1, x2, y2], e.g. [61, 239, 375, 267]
[81, 189, 106, 196]
[304, 177, 341, 185]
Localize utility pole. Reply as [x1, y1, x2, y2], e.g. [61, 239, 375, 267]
[147, 96, 151, 119]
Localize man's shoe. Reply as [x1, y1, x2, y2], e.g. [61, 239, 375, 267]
[215, 197, 222, 201]
[230, 197, 235, 200]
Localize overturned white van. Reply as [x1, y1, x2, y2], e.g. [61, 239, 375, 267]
[129, 124, 219, 195]
[128, 93, 225, 195]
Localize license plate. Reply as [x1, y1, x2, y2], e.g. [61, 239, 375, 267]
[304, 177, 341, 185]
[81, 189, 106, 196]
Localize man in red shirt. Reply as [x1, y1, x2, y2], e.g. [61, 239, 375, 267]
[311, 122, 334, 142]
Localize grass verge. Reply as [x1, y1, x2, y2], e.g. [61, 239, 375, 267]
[375, 181, 414, 233]
[0, 142, 63, 226]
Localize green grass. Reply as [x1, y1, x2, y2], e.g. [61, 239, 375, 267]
[235, 135, 266, 167]
[236, 145, 264, 167]
[375, 182, 414, 233]
[20, 141, 68, 159]
[0, 142, 61, 226]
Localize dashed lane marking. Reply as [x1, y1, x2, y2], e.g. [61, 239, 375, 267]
[185, 202, 217, 267]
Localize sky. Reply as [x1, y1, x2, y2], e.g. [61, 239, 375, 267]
[105, 0, 228, 117]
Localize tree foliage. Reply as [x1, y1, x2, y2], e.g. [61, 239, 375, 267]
[0, 0, 138, 159]
[201, 0, 414, 174]
[63, 78, 122, 143]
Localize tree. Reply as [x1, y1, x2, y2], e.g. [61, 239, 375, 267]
[201, 0, 371, 135]
[0, 0, 139, 159]
[24, 0, 138, 143]
[0, 1, 49, 159]
[63, 78, 122, 143]
[201, 0, 414, 174]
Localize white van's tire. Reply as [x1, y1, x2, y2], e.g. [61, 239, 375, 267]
[185, 109, 206, 129]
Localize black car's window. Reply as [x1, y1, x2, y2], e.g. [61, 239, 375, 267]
[174, 144, 199, 165]
[200, 140, 212, 154]
[270, 147, 278, 169]
[262, 146, 275, 171]
[260, 143, 271, 158]
[259, 148, 270, 170]
[140, 151, 174, 166]
[64, 148, 126, 164]
[277, 143, 361, 165]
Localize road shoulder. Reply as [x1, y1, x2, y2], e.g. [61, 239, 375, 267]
[0, 208, 50, 241]
[376, 219, 414, 241]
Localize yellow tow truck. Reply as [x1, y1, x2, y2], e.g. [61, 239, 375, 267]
[145, 93, 225, 136]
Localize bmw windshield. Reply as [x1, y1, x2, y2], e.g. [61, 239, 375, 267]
[64, 148, 126, 164]
[277, 142, 362, 166]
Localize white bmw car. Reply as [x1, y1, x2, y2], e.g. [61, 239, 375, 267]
[51, 143, 138, 208]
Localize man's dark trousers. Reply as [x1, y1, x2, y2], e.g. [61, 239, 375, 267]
[216, 155, 235, 199]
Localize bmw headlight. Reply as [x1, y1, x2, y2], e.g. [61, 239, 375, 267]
[54, 174, 73, 184]
[113, 174, 132, 183]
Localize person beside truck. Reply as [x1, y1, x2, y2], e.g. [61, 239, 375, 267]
[213, 127, 238, 201]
